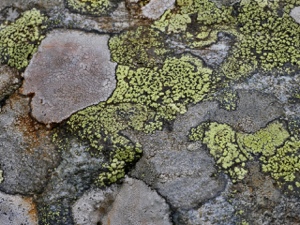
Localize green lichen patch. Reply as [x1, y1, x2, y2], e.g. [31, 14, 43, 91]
[67, 54, 216, 186]
[190, 122, 249, 182]
[215, 89, 239, 111]
[66, 0, 118, 15]
[0, 168, 3, 183]
[221, 0, 300, 79]
[38, 200, 73, 225]
[189, 120, 300, 190]
[67, 103, 148, 185]
[96, 144, 142, 186]
[152, 0, 300, 80]
[68, 103, 149, 152]
[237, 121, 290, 157]
[153, 0, 236, 48]
[108, 54, 216, 129]
[109, 26, 170, 68]
[0, 9, 47, 70]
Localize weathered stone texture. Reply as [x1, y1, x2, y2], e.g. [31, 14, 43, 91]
[22, 30, 117, 124]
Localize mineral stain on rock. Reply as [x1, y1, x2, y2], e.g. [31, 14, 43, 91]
[21, 30, 117, 124]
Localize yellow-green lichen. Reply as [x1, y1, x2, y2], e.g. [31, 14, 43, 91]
[67, 54, 215, 186]
[153, 0, 300, 80]
[216, 89, 239, 111]
[0, 9, 47, 70]
[66, 0, 114, 15]
[221, 0, 300, 79]
[68, 103, 149, 152]
[108, 54, 216, 127]
[190, 122, 249, 182]
[66, 0, 300, 188]
[96, 144, 142, 186]
[109, 26, 169, 68]
[237, 121, 290, 157]
[189, 120, 300, 191]
[153, 0, 236, 48]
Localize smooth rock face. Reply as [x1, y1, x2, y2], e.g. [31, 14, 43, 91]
[101, 177, 172, 225]
[142, 0, 175, 19]
[22, 30, 117, 124]
[290, 7, 300, 24]
[0, 191, 38, 225]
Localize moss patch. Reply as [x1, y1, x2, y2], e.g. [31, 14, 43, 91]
[0, 9, 47, 70]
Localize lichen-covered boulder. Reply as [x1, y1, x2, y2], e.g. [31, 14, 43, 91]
[22, 30, 117, 124]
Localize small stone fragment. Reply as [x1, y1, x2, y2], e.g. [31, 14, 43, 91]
[22, 30, 117, 124]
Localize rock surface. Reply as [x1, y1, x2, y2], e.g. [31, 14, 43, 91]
[0, 65, 21, 102]
[22, 30, 117, 124]
[1, 1, 300, 225]
[72, 186, 119, 225]
[0, 94, 60, 195]
[0, 191, 37, 225]
[101, 177, 172, 225]
[142, 0, 175, 19]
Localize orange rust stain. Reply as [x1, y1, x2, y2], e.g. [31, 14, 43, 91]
[15, 113, 49, 153]
[23, 197, 38, 224]
[8, 93, 51, 154]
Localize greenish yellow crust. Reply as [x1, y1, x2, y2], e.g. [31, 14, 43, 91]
[65, 0, 300, 187]
[153, 0, 300, 80]
[0, 9, 47, 70]
[96, 145, 143, 186]
[66, 0, 112, 15]
[222, 1, 300, 79]
[189, 120, 300, 191]
[67, 54, 215, 185]
[216, 89, 239, 111]
[109, 26, 169, 68]
[190, 122, 249, 182]
[0, 169, 3, 184]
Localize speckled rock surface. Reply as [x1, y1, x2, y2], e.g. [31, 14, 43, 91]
[1, 0, 300, 224]
[0, 65, 21, 102]
[0, 191, 38, 225]
[0, 0, 63, 11]
[0, 94, 60, 195]
[22, 30, 117, 124]
[101, 177, 172, 225]
[72, 186, 120, 225]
